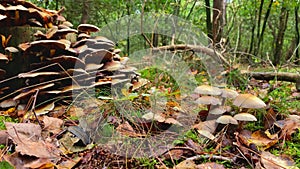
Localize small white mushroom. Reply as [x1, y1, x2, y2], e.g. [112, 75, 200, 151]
[216, 115, 238, 125]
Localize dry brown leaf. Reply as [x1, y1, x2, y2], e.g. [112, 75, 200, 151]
[239, 130, 278, 150]
[5, 122, 59, 158]
[279, 115, 300, 140]
[56, 156, 82, 169]
[162, 149, 183, 160]
[264, 108, 277, 130]
[174, 159, 196, 169]
[260, 151, 298, 169]
[43, 116, 63, 134]
[23, 158, 54, 168]
[196, 162, 225, 169]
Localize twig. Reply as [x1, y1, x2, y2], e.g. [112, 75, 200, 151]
[31, 89, 42, 128]
[186, 154, 234, 163]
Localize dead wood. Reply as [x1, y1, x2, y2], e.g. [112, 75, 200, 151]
[243, 71, 300, 90]
[152, 44, 230, 67]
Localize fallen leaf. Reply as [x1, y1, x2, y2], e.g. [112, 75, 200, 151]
[279, 115, 300, 140]
[264, 108, 277, 130]
[239, 130, 278, 150]
[260, 151, 298, 169]
[43, 116, 63, 134]
[5, 122, 59, 158]
[196, 162, 225, 169]
[174, 159, 196, 169]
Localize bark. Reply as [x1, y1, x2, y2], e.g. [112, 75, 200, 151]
[257, 0, 264, 39]
[243, 71, 300, 91]
[205, 0, 213, 39]
[295, 5, 300, 64]
[212, 0, 224, 45]
[151, 44, 230, 67]
[273, 5, 289, 65]
[80, 0, 90, 24]
[255, 0, 273, 56]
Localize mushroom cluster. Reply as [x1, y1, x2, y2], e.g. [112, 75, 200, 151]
[0, 9, 142, 107]
[193, 84, 266, 137]
[10, 24, 141, 104]
[0, 0, 66, 28]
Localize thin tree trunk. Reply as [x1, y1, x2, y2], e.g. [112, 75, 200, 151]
[205, 0, 212, 39]
[212, 0, 224, 45]
[249, 1, 257, 54]
[80, 0, 90, 24]
[256, 0, 264, 39]
[255, 0, 273, 56]
[295, 5, 300, 64]
[273, 5, 289, 65]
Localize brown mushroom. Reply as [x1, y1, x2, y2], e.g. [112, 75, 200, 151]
[77, 24, 100, 34]
[194, 84, 222, 96]
[233, 93, 266, 109]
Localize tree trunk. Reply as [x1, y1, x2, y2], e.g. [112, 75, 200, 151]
[273, 5, 289, 65]
[212, 0, 224, 45]
[255, 0, 273, 56]
[295, 5, 300, 64]
[205, 0, 212, 39]
[80, 0, 90, 24]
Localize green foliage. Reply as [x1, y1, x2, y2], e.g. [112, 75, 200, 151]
[137, 158, 158, 168]
[226, 69, 248, 90]
[0, 116, 18, 130]
[173, 130, 202, 145]
[268, 83, 300, 114]
[284, 129, 300, 167]
[0, 161, 14, 169]
[270, 129, 300, 168]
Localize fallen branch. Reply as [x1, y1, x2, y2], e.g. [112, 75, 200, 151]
[152, 44, 230, 67]
[243, 71, 300, 90]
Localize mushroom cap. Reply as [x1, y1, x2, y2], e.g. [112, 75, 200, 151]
[13, 83, 54, 100]
[0, 4, 6, 11]
[233, 113, 257, 121]
[216, 115, 238, 125]
[209, 105, 229, 115]
[221, 88, 239, 99]
[78, 33, 90, 39]
[194, 85, 222, 95]
[30, 40, 68, 50]
[85, 63, 104, 71]
[233, 93, 266, 108]
[0, 14, 7, 21]
[18, 72, 60, 78]
[5, 47, 19, 53]
[6, 5, 28, 11]
[103, 61, 124, 71]
[0, 53, 9, 62]
[77, 24, 100, 33]
[83, 49, 113, 64]
[0, 99, 19, 108]
[194, 96, 221, 105]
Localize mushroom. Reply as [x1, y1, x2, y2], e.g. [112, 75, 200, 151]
[216, 115, 238, 125]
[233, 93, 266, 109]
[194, 96, 221, 106]
[194, 84, 222, 96]
[77, 24, 100, 35]
[194, 85, 223, 120]
[233, 113, 257, 131]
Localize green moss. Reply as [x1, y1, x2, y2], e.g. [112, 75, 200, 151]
[0, 116, 18, 130]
